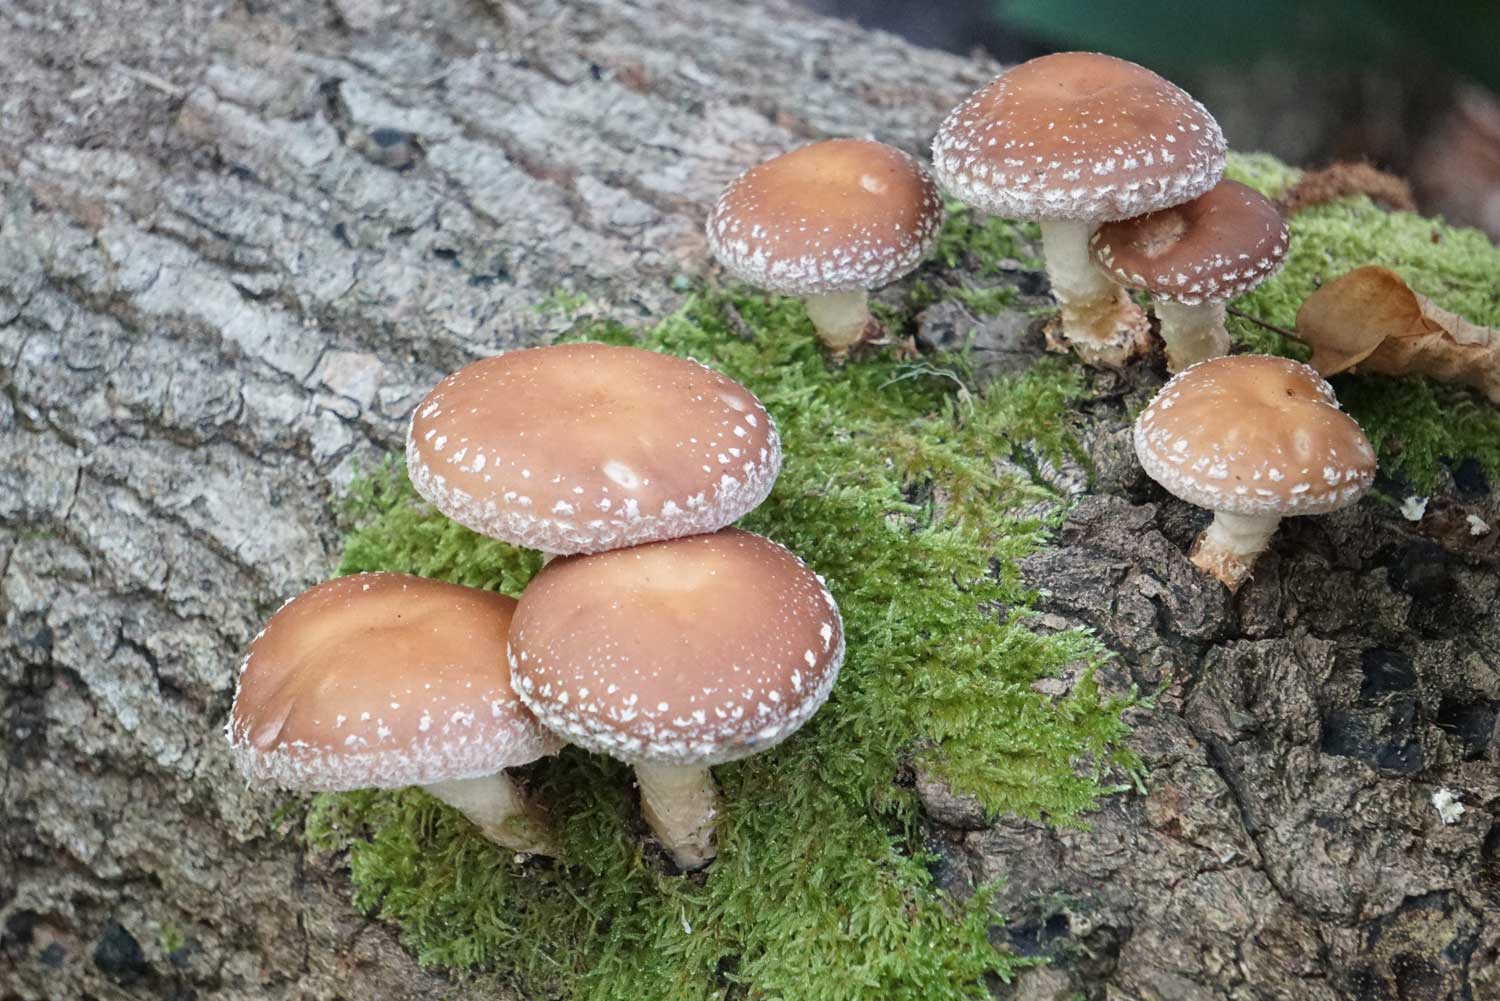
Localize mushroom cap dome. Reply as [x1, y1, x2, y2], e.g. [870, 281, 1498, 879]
[407, 344, 781, 555]
[227, 573, 559, 791]
[509, 528, 843, 767]
[1134, 355, 1376, 517]
[706, 138, 944, 295]
[1092, 180, 1290, 304]
[932, 52, 1225, 222]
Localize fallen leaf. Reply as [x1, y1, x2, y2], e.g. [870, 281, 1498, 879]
[1295, 266, 1500, 402]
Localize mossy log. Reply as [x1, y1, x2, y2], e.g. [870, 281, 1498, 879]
[3, 1, 1498, 1000]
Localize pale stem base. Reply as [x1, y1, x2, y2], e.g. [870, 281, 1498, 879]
[424, 772, 557, 857]
[1039, 219, 1149, 368]
[1190, 511, 1282, 592]
[803, 289, 871, 358]
[1156, 299, 1231, 372]
[635, 762, 718, 871]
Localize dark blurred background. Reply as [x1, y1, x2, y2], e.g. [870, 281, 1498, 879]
[804, 0, 1500, 240]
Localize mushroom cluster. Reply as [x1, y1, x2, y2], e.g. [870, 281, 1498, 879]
[229, 342, 843, 872]
[710, 53, 1289, 373]
[700, 52, 1378, 590]
[229, 47, 1384, 885]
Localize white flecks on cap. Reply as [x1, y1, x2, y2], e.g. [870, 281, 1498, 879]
[407, 344, 782, 555]
[706, 138, 945, 296]
[1091, 180, 1290, 305]
[509, 529, 845, 766]
[932, 52, 1226, 223]
[226, 573, 560, 791]
[1134, 355, 1375, 516]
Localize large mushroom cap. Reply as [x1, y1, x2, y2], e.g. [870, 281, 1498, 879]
[931, 52, 1226, 222]
[227, 573, 559, 791]
[1134, 355, 1376, 517]
[706, 138, 944, 296]
[509, 528, 844, 767]
[407, 344, 781, 555]
[1092, 180, 1290, 304]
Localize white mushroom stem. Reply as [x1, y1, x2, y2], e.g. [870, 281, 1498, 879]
[1038, 219, 1149, 367]
[1155, 300, 1231, 372]
[423, 772, 556, 857]
[802, 289, 871, 358]
[1190, 510, 1282, 592]
[634, 763, 718, 871]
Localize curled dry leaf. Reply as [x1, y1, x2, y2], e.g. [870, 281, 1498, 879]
[1295, 265, 1500, 403]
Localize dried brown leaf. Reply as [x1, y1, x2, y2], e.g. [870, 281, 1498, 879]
[1295, 265, 1500, 402]
[1295, 266, 1425, 374]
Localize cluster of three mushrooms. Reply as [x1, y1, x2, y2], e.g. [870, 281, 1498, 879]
[229, 344, 844, 870]
[708, 55, 1290, 374]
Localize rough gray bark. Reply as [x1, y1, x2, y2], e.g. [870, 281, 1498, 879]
[2, 2, 1496, 1001]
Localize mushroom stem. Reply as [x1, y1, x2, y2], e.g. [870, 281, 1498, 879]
[802, 289, 872, 358]
[1155, 300, 1231, 372]
[1038, 219, 1149, 367]
[634, 763, 718, 870]
[423, 772, 556, 857]
[1190, 510, 1282, 592]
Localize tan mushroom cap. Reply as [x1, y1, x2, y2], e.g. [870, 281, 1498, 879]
[706, 138, 944, 295]
[407, 344, 781, 555]
[1134, 355, 1376, 517]
[932, 52, 1226, 222]
[1092, 180, 1290, 305]
[227, 573, 559, 790]
[509, 528, 844, 767]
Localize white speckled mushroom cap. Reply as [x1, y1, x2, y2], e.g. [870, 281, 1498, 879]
[1092, 180, 1290, 305]
[508, 528, 844, 767]
[407, 344, 781, 555]
[931, 52, 1226, 223]
[705, 138, 944, 296]
[226, 573, 560, 791]
[1134, 355, 1376, 517]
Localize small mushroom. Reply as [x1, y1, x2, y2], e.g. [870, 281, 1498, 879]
[932, 52, 1226, 367]
[1134, 355, 1376, 591]
[508, 528, 844, 870]
[1093, 180, 1290, 372]
[706, 138, 944, 359]
[407, 343, 781, 555]
[226, 573, 561, 855]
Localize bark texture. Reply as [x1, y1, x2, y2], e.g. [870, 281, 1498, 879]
[912, 341, 1500, 999]
[0, 2, 991, 998]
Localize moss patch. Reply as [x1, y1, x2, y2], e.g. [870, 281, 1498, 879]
[309, 150, 1499, 1000]
[313, 295, 1133, 999]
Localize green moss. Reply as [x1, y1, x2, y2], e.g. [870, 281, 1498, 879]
[1225, 153, 1500, 487]
[312, 290, 1134, 999]
[933, 200, 1042, 274]
[309, 150, 1498, 999]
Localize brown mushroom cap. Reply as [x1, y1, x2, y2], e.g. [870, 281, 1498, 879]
[932, 52, 1225, 222]
[1134, 355, 1376, 517]
[227, 573, 559, 790]
[705, 138, 944, 295]
[407, 344, 781, 554]
[508, 528, 844, 767]
[1092, 180, 1290, 304]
